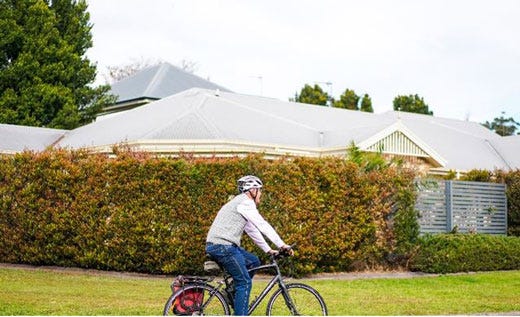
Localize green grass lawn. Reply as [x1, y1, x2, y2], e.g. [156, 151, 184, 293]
[0, 266, 519, 315]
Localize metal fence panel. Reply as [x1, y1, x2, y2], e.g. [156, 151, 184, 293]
[416, 179, 507, 235]
[416, 180, 447, 233]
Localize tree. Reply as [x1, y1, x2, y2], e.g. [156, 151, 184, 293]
[291, 84, 330, 106]
[332, 89, 374, 112]
[334, 89, 359, 110]
[360, 94, 373, 113]
[104, 58, 162, 84]
[178, 59, 198, 74]
[393, 94, 433, 115]
[0, 0, 114, 129]
[292, 85, 374, 113]
[483, 112, 520, 136]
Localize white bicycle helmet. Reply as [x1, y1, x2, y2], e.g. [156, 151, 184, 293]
[237, 175, 263, 193]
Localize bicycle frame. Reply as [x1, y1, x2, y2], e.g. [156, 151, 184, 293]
[172, 253, 300, 316]
[246, 257, 296, 315]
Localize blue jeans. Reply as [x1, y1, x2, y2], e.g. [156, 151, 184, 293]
[206, 243, 261, 315]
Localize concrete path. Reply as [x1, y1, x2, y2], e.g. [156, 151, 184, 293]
[0, 262, 436, 280]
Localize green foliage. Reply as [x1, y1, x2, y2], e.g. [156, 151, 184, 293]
[333, 89, 359, 110]
[503, 170, 520, 236]
[482, 112, 519, 136]
[410, 234, 520, 273]
[359, 94, 373, 113]
[333, 90, 373, 113]
[291, 84, 329, 106]
[443, 170, 457, 180]
[346, 142, 399, 172]
[0, 0, 115, 129]
[0, 149, 417, 276]
[393, 94, 433, 115]
[460, 169, 493, 182]
[293, 86, 374, 113]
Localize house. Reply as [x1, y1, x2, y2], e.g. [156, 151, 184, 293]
[1, 87, 519, 177]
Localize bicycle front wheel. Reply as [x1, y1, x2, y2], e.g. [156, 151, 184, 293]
[266, 283, 328, 316]
[163, 283, 231, 316]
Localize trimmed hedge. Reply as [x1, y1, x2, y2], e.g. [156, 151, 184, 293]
[410, 234, 520, 273]
[0, 149, 417, 276]
[502, 171, 520, 236]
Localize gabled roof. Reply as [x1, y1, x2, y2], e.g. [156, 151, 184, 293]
[109, 62, 232, 105]
[56, 88, 520, 172]
[370, 111, 508, 171]
[357, 120, 447, 166]
[0, 123, 66, 154]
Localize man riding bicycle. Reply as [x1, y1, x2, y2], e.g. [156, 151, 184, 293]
[206, 175, 293, 316]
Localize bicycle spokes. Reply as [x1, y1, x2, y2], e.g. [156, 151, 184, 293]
[266, 283, 328, 316]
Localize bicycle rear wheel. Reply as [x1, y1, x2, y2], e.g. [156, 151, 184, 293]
[266, 283, 328, 316]
[163, 283, 231, 316]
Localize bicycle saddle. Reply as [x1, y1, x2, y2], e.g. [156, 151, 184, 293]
[204, 254, 222, 275]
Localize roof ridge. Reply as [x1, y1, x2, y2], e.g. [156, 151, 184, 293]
[484, 139, 512, 169]
[202, 90, 321, 132]
[143, 63, 169, 97]
[173, 94, 224, 139]
[140, 92, 223, 139]
[164, 63, 232, 91]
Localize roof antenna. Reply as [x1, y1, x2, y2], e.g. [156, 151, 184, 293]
[215, 88, 220, 97]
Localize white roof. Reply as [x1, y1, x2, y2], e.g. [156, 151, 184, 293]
[489, 135, 520, 169]
[0, 124, 66, 153]
[109, 62, 232, 104]
[57, 88, 383, 149]
[54, 88, 519, 172]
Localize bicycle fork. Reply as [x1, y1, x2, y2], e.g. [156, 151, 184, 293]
[279, 283, 299, 315]
[273, 261, 299, 315]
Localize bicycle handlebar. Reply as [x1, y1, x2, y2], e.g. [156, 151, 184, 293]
[271, 243, 297, 259]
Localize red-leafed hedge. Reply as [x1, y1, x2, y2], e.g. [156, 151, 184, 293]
[0, 149, 418, 276]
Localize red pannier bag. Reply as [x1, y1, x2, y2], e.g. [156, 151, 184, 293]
[171, 276, 205, 315]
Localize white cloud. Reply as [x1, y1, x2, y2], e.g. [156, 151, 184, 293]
[86, 0, 520, 123]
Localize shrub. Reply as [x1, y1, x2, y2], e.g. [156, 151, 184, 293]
[409, 234, 520, 273]
[460, 169, 493, 182]
[503, 171, 520, 236]
[0, 149, 417, 276]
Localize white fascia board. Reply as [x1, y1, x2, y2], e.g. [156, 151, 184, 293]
[70, 134, 448, 165]
[83, 139, 348, 158]
[0, 150, 19, 156]
[357, 120, 448, 167]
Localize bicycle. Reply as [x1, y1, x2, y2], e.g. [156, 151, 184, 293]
[163, 247, 328, 315]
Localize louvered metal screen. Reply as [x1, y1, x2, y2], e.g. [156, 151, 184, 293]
[416, 180, 507, 234]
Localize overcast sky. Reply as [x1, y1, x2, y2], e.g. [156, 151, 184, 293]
[85, 0, 520, 124]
